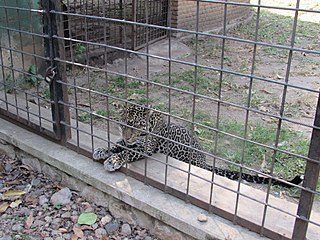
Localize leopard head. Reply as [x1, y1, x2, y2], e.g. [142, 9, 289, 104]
[116, 103, 166, 142]
[115, 103, 149, 144]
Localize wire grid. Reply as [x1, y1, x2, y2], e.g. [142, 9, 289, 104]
[1, 0, 320, 239]
[0, 0, 57, 138]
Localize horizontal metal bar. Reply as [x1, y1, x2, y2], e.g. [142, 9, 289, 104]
[50, 10, 320, 55]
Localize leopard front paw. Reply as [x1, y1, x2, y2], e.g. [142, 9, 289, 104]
[103, 154, 124, 172]
[92, 147, 111, 160]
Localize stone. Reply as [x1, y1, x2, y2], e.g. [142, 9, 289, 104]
[197, 213, 208, 223]
[39, 195, 49, 205]
[31, 178, 41, 186]
[4, 163, 13, 172]
[32, 220, 46, 227]
[0, 236, 13, 240]
[44, 216, 52, 223]
[121, 224, 132, 236]
[144, 237, 152, 240]
[100, 214, 112, 226]
[94, 228, 107, 238]
[11, 224, 23, 232]
[104, 222, 119, 234]
[50, 188, 72, 206]
[61, 212, 71, 218]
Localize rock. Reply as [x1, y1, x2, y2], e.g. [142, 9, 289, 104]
[61, 212, 71, 218]
[4, 163, 12, 172]
[50, 188, 72, 205]
[121, 224, 132, 236]
[104, 222, 119, 234]
[100, 214, 112, 226]
[31, 178, 41, 186]
[11, 224, 23, 232]
[33, 220, 45, 227]
[39, 195, 49, 205]
[62, 233, 71, 239]
[197, 213, 208, 222]
[0, 236, 13, 240]
[144, 236, 152, 240]
[95, 228, 107, 238]
[44, 216, 52, 223]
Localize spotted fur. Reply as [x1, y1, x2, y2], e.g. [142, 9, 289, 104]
[93, 104, 303, 188]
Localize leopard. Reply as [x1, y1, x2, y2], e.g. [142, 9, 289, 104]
[93, 104, 303, 188]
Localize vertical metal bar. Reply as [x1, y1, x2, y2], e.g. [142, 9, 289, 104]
[292, 93, 320, 239]
[261, 1, 300, 236]
[28, 0, 43, 128]
[41, 0, 70, 142]
[208, 0, 226, 212]
[144, 0, 150, 184]
[186, 0, 200, 201]
[164, 0, 172, 193]
[132, 0, 137, 50]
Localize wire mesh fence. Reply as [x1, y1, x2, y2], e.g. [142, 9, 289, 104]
[0, 0, 320, 239]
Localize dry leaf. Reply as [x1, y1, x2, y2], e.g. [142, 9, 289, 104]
[73, 226, 84, 239]
[3, 189, 26, 197]
[59, 228, 69, 233]
[0, 202, 9, 213]
[10, 199, 22, 208]
[70, 234, 78, 240]
[260, 89, 273, 94]
[25, 213, 34, 229]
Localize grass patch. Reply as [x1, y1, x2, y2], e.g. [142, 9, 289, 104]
[235, 9, 320, 56]
[192, 116, 315, 189]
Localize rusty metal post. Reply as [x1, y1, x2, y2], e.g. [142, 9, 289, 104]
[41, 0, 71, 142]
[292, 93, 320, 239]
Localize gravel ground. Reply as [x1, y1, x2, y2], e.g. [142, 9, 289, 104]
[0, 154, 159, 240]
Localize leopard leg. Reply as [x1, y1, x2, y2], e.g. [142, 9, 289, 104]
[92, 140, 128, 160]
[103, 153, 125, 171]
[92, 147, 111, 160]
[103, 148, 146, 172]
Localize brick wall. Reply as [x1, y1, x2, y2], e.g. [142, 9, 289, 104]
[171, 0, 251, 35]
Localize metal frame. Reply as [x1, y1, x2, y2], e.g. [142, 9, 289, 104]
[0, 1, 319, 239]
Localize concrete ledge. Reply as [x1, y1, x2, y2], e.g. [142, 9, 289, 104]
[0, 117, 271, 240]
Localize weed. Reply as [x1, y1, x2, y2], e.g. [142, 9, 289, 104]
[95, 109, 110, 117]
[53, 204, 62, 210]
[41, 87, 51, 99]
[3, 72, 14, 93]
[78, 112, 92, 123]
[74, 43, 86, 60]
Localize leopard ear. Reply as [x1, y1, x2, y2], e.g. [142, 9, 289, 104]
[112, 102, 126, 113]
[143, 104, 154, 115]
[112, 101, 123, 109]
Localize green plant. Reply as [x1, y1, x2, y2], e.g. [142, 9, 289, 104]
[78, 112, 92, 123]
[41, 87, 51, 99]
[3, 72, 14, 93]
[74, 43, 86, 56]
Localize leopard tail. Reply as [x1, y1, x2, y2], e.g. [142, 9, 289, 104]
[205, 165, 303, 188]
